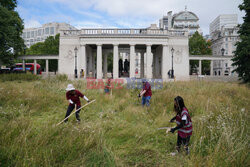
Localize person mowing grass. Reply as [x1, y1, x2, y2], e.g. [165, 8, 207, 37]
[138, 79, 152, 107]
[169, 96, 192, 155]
[64, 84, 90, 123]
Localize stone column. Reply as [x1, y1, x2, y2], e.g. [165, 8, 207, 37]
[46, 59, 49, 75]
[129, 44, 135, 78]
[93, 52, 96, 78]
[199, 60, 202, 75]
[103, 53, 108, 78]
[97, 44, 102, 79]
[34, 59, 37, 75]
[155, 53, 160, 78]
[113, 44, 119, 79]
[146, 44, 152, 79]
[80, 44, 87, 79]
[162, 45, 170, 80]
[210, 60, 213, 76]
[88, 50, 93, 77]
[22, 59, 25, 72]
[221, 61, 224, 76]
[140, 52, 144, 78]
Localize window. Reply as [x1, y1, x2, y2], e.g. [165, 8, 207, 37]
[136, 59, 138, 66]
[45, 27, 49, 35]
[225, 63, 228, 68]
[34, 31, 37, 37]
[31, 31, 34, 38]
[22, 32, 26, 38]
[27, 32, 30, 38]
[225, 37, 228, 41]
[50, 27, 54, 35]
[38, 29, 42, 36]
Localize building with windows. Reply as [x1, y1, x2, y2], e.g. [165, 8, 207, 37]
[159, 8, 200, 36]
[22, 22, 76, 48]
[210, 14, 239, 76]
[209, 14, 238, 35]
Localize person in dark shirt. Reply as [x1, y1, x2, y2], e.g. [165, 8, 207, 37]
[138, 80, 152, 107]
[65, 84, 90, 122]
[119, 59, 123, 77]
[169, 96, 192, 155]
[124, 59, 129, 73]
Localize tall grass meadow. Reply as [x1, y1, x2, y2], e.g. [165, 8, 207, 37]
[0, 75, 249, 166]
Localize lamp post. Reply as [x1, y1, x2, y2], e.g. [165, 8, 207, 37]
[74, 47, 78, 78]
[171, 47, 175, 78]
[221, 48, 225, 56]
[23, 46, 26, 72]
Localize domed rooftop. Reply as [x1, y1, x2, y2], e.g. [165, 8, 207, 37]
[173, 10, 199, 21]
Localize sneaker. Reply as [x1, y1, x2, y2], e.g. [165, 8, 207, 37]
[170, 152, 178, 156]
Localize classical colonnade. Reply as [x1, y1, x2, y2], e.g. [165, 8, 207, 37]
[18, 55, 58, 75]
[77, 44, 170, 79]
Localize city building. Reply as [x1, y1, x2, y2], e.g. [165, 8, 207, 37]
[209, 14, 238, 35]
[210, 14, 239, 76]
[21, 22, 77, 48]
[159, 7, 201, 36]
[59, 26, 190, 81]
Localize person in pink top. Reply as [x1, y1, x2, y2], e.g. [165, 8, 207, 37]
[169, 96, 192, 155]
[65, 84, 90, 123]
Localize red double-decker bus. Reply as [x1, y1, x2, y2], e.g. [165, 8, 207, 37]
[13, 63, 42, 74]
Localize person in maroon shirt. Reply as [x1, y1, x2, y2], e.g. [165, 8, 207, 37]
[138, 80, 152, 107]
[65, 84, 90, 122]
[169, 96, 192, 155]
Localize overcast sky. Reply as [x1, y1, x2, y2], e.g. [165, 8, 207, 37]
[17, 0, 245, 35]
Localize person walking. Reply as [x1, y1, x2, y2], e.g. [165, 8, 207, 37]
[65, 84, 90, 122]
[169, 96, 192, 155]
[138, 80, 152, 107]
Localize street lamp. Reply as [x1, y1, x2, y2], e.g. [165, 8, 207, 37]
[23, 46, 27, 72]
[221, 48, 225, 56]
[171, 47, 175, 78]
[74, 47, 78, 78]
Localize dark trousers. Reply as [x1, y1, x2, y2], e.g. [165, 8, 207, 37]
[64, 105, 81, 122]
[176, 134, 190, 154]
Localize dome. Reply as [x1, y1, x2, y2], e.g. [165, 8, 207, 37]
[173, 11, 199, 21]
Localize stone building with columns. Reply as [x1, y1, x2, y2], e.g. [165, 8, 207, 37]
[58, 28, 190, 81]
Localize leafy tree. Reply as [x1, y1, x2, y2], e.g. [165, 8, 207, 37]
[189, 31, 212, 75]
[26, 34, 59, 72]
[232, 0, 250, 83]
[0, 0, 24, 65]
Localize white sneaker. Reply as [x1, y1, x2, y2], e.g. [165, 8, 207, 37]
[170, 152, 178, 156]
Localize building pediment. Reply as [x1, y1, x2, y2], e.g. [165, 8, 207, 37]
[174, 11, 199, 21]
